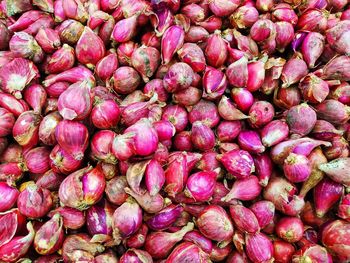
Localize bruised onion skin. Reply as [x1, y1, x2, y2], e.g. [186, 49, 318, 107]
[0, 222, 35, 263]
[275, 216, 304, 243]
[12, 111, 41, 148]
[34, 213, 64, 255]
[322, 220, 350, 262]
[62, 234, 105, 262]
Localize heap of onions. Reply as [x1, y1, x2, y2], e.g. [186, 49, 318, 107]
[0, 0, 349, 262]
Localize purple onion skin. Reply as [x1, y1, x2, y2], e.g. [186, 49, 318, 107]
[146, 204, 183, 231]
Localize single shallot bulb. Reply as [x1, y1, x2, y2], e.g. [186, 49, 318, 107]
[163, 62, 194, 93]
[229, 204, 260, 233]
[13, 111, 41, 148]
[185, 171, 217, 202]
[283, 153, 311, 183]
[119, 249, 153, 263]
[177, 43, 206, 72]
[205, 31, 228, 68]
[250, 200, 275, 229]
[248, 100, 275, 128]
[34, 213, 64, 255]
[39, 111, 62, 145]
[161, 25, 184, 64]
[202, 66, 227, 100]
[238, 130, 265, 154]
[50, 144, 82, 175]
[95, 51, 119, 82]
[24, 146, 50, 174]
[146, 204, 183, 231]
[90, 130, 117, 164]
[112, 198, 142, 244]
[58, 166, 106, 210]
[276, 217, 304, 243]
[281, 56, 308, 88]
[55, 120, 89, 160]
[131, 45, 161, 82]
[145, 222, 194, 259]
[111, 15, 139, 43]
[45, 44, 75, 74]
[111, 66, 141, 94]
[91, 99, 120, 129]
[301, 32, 325, 68]
[191, 121, 216, 151]
[167, 242, 211, 262]
[299, 74, 329, 104]
[196, 205, 234, 243]
[145, 159, 165, 196]
[75, 26, 106, 68]
[261, 120, 289, 147]
[314, 177, 343, 218]
[293, 244, 332, 263]
[48, 207, 86, 230]
[222, 176, 262, 202]
[9, 32, 44, 63]
[23, 84, 47, 114]
[217, 149, 255, 179]
[338, 194, 350, 221]
[86, 200, 114, 242]
[321, 220, 350, 262]
[17, 184, 53, 218]
[124, 118, 159, 156]
[245, 232, 273, 262]
[286, 103, 317, 137]
[35, 28, 61, 54]
[58, 81, 93, 121]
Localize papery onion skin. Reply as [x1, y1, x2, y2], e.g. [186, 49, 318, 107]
[34, 213, 64, 255]
[55, 120, 89, 160]
[48, 207, 86, 230]
[17, 184, 53, 218]
[321, 220, 350, 262]
[196, 205, 234, 243]
[112, 198, 143, 244]
[58, 166, 106, 210]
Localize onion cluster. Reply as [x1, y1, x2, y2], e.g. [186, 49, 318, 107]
[0, 0, 349, 262]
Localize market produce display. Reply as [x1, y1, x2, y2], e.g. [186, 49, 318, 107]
[0, 0, 349, 262]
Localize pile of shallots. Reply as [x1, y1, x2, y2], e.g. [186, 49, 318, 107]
[0, 0, 349, 262]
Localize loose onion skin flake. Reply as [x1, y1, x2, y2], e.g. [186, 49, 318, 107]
[0, 0, 349, 261]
